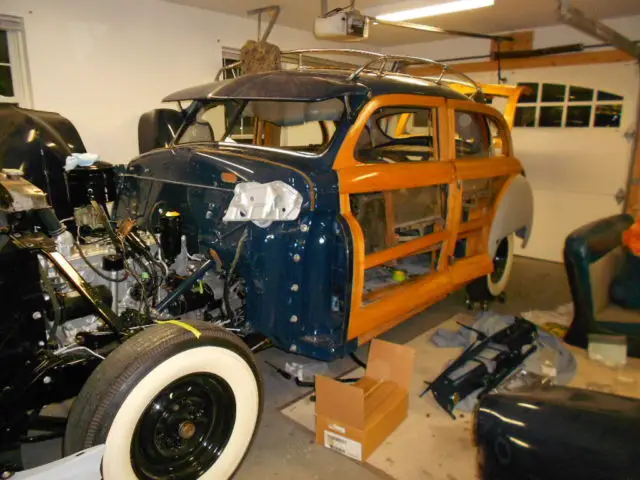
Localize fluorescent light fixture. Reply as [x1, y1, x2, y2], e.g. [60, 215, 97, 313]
[373, 0, 495, 22]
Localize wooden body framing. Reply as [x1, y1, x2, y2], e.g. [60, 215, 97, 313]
[334, 93, 524, 342]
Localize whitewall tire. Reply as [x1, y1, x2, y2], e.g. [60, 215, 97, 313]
[487, 234, 515, 297]
[466, 234, 515, 302]
[64, 321, 262, 480]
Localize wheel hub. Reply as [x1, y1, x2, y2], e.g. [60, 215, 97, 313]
[131, 373, 236, 479]
[178, 421, 197, 440]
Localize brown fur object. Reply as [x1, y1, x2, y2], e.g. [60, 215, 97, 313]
[240, 40, 282, 75]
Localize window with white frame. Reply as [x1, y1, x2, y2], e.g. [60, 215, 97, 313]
[0, 16, 32, 107]
[514, 82, 623, 129]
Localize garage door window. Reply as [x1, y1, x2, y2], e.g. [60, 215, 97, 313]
[594, 104, 623, 127]
[513, 82, 623, 128]
[541, 83, 566, 103]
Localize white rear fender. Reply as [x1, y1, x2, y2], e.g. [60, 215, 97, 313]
[488, 175, 533, 258]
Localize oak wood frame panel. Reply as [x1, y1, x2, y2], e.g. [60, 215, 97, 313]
[446, 99, 523, 263]
[335, 94, 496, 341]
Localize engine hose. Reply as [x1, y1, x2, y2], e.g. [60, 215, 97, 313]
[156, 258, 217, 313]
[37, 208, 66, 237]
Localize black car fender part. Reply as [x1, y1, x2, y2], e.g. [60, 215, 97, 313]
[476, 385, 640, 480]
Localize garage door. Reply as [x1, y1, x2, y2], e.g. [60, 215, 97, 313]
[474, 62, 637, 262]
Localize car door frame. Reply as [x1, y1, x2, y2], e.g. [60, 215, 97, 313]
[446, 99, 530, 260]
[334, 93, 494, 343]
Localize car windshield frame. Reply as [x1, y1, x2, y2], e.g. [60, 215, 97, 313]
[173, 97, 348, 157]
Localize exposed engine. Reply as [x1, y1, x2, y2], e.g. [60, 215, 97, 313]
[0, 165, 245, 353]
[48, 220, 234, 348]
[0, 103, 251, 381]
[0, 103, 254, 467]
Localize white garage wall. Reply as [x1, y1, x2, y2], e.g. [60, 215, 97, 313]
[2, 0, 361, 164]
[382, 14, 640, 62]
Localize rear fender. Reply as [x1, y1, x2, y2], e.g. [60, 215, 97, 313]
[489, 175, 533, 257]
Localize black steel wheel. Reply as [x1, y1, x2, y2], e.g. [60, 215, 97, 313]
[131, 373, 236, 479]
[64, 320, 263, 479]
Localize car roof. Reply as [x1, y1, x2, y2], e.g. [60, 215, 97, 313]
[163, 69, 470, 103]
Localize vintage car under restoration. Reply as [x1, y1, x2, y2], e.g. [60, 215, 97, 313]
[0, 50, 533, 478]
[124, 62, 533, 360]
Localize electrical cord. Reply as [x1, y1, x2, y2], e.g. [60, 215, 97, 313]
[350, 352, 367, 369]
[53, 345, 105, 361]
[229, 228, 248, 276]
[323, 0, 355, 17]
[75, 239, 128, 283]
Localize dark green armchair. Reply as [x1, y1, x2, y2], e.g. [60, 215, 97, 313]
[564, 214, 640, 357]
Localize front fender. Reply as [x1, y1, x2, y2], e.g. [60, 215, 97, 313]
[488, 175, 533, 257]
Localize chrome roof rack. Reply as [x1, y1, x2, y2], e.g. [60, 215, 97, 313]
[216, 61, 242, 81]
[214, 48, 483, 98]
[283, 49, 483, 97]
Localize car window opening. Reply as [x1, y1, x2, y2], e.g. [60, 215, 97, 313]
[356, 107, 438, 164]
[175, 98, 346, 155]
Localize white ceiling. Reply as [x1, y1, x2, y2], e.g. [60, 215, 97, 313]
[164, 0, 640, 46]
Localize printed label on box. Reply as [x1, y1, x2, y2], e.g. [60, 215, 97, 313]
[324, 430, 362, 461]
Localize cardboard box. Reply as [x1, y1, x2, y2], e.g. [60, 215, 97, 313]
[315, 339, 415, 461]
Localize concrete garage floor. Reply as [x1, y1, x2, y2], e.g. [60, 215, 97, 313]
[22, 257, 570, 478]
[236, 256, 571, 479]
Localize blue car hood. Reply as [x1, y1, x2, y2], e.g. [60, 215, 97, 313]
[126, 144, 318, 211]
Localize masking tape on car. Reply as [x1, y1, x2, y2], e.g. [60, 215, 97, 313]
[157, 320, 202, 339]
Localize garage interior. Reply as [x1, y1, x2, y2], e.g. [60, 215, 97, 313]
[1, 0, 640, 479]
